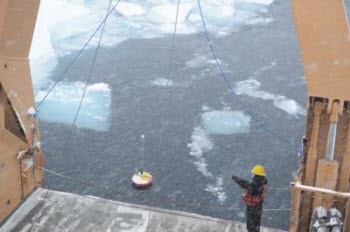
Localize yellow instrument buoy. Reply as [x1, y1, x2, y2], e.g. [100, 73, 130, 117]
[132, 171, 153, 189]
[132, 134, 153, 189]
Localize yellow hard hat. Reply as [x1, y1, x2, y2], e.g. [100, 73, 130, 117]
[251, 165, 266, 176]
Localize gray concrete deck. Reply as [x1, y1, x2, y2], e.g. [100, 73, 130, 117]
[1, 188, 286, 232]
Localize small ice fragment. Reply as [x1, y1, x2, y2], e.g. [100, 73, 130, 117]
[201, 111, 251, 135]
[151, 78, 174, 87]
[117, 2, 145, 17]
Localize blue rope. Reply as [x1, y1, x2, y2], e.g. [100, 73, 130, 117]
[196, 0, 300, 155]
[36, 0, 121, 110]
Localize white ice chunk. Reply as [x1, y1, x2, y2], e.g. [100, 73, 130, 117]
[148, 3, 193, 24]
[151, 78, 175, 87]
[234, 79, 306, 116]
[242, 0, 275, 5]
[186, 55, 222, 68]
[36, 82, 111, 132]
[29, 0, 275, 93]
[117, 2, 146, 17]
[30, 0, 90, 91]
[201, 111, 251, 135]
[273, 98, 305, 116]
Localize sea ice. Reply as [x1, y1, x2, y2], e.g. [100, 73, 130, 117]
[201, 111, 251, 135]
[29, 0, 276, 132]
[186, 55, 222, 68]
[36, 82, 111, 132]
[30, 0, 276, 90]
[234, 79, 306, 116]
[117, 2, 146, 17]
[151, 78, 175, 87]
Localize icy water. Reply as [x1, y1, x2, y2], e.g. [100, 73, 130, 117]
[33, 0, 306, 230]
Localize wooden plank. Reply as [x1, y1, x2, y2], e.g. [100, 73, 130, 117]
[313, 159, 339, 209]
[304, 102, 323, 185]
[289, 184, 302, 232]
[0, 101, 4, 129]
[299, 102, 322, 231]
[338, 114, 350, 211]
[344, 200, 350, 232]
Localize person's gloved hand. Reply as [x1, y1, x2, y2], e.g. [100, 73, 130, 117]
[232, 175, 238, 181]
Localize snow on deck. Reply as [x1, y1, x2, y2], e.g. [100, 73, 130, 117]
[1, 188, 286, 232]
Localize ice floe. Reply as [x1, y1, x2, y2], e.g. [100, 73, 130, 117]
[29, 0, 276, 131]
[30, 0, 275, 88]
[234, 79, 306, 116]
[36, 82, 111, 131]
[117, 2, 146, 17]
[201, 111, 251, 135]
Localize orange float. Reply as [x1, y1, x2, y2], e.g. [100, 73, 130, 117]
[131, 171, 153, 189]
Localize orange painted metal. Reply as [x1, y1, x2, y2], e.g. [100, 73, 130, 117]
[291, 0, 350, 113]
[291, 0, 350, 230]
[0, 0, 43, 224]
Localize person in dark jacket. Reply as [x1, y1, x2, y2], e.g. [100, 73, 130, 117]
[232, 165, 268, 232]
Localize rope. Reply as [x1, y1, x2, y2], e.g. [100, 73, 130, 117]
[195, 0, 300, 155]
[42, 167, 109, 190]
[141, 134, 145, 173]
[30, 2, 115, 230]
[157, 0, 181, 159]
[35, 0, 121, 110]
[41, 167, 291, 213]
[59, 0, 113, 156]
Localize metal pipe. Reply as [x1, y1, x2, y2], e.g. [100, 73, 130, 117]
[325, 122, 338, 160]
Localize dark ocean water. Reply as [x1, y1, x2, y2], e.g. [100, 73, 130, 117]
[39, 0, 307, 230]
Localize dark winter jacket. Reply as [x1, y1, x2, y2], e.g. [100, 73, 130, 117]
[232, 175, 268, 198]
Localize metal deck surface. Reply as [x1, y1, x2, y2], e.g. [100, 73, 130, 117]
[1, 188, 286, 232]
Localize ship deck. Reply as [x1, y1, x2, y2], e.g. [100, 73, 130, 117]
[1, 188, 286, 232]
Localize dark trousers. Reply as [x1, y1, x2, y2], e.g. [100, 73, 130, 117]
[246, 204, 262, 232]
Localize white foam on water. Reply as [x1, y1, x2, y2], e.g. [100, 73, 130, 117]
[186, 55, 222, 68]
[188, 127, 213, 178]
[202, 104, 212, 112]
[201, 111, 251, 135]
[151, 78, 175, 87]
[205, 177, 227, 203]
[234, 79, 306, 117]
[188, 126, 228, 202]
[36, 82, 111, 131]
[253, 61, 276, 76]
